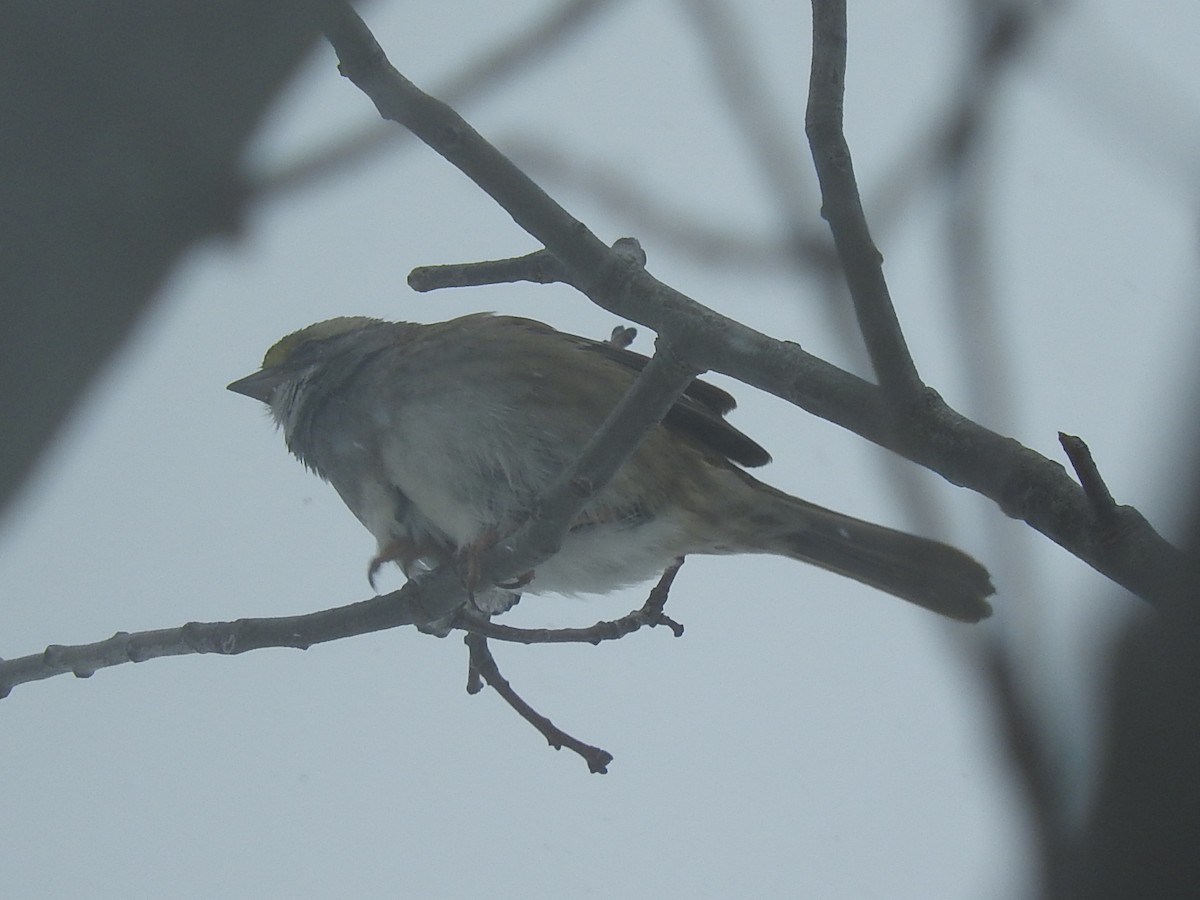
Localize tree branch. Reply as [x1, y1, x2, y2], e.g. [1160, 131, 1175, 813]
[454, 557, 686, 644]
[464, 633, 614, 773]
[805, 0, 922, 398]
[0, 560, 686, 697]
[0, 592, 424, 696]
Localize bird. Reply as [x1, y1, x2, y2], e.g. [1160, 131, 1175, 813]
[227, 313, 993, 622]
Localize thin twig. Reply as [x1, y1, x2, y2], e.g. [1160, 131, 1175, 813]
[1059, 432, 1119, 525]
[453, 558, 687, 644]
[408, 238, 645, 293]
[464, 633, 614, 773]
[457, 560, 685, 771]
[408, 249, 566, 291]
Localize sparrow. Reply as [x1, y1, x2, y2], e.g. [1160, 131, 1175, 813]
[228, 313, 993, 621]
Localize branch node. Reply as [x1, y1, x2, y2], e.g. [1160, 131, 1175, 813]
[611, 236, 647, 265]
[126, 634, 155, 663]
[177, 621, 202, 653]
[42, 644, 67, 668]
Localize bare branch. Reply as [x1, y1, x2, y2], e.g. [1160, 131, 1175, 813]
[454, 558, 687, 645]
[408, 249, 567, 291]
[408, 237, 645, 293]
[1059, 432, 1119, 525]
[0, 563, 686, 698]
[457, 562, 684, 772]
[464, 633, 614, 773]
[805, 0, 922, 398]
[0, 591, 429, 697]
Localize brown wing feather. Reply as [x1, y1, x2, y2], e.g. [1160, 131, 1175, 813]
[568, 330, 772, 469]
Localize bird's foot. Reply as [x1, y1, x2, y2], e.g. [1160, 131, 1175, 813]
[458, 527, 534, 593]
[367, 539, 449, 590]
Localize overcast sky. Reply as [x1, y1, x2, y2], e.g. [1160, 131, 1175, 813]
[3, 1, 1199, 897]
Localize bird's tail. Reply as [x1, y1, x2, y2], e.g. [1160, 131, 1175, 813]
[724, 477, 994, 622]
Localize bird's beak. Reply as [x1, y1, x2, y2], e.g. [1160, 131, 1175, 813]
[226, 369, 284, 404]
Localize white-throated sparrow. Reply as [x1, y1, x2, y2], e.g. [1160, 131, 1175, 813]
[228, 314, 993, 621]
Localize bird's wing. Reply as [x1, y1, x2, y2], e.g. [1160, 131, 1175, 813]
[565, 327, 772, 469]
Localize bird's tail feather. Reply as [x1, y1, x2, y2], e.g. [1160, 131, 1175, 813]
[727, 481, 994, 622]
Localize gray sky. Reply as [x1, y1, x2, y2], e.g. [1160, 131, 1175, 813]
[3, 1, 1199, 896]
